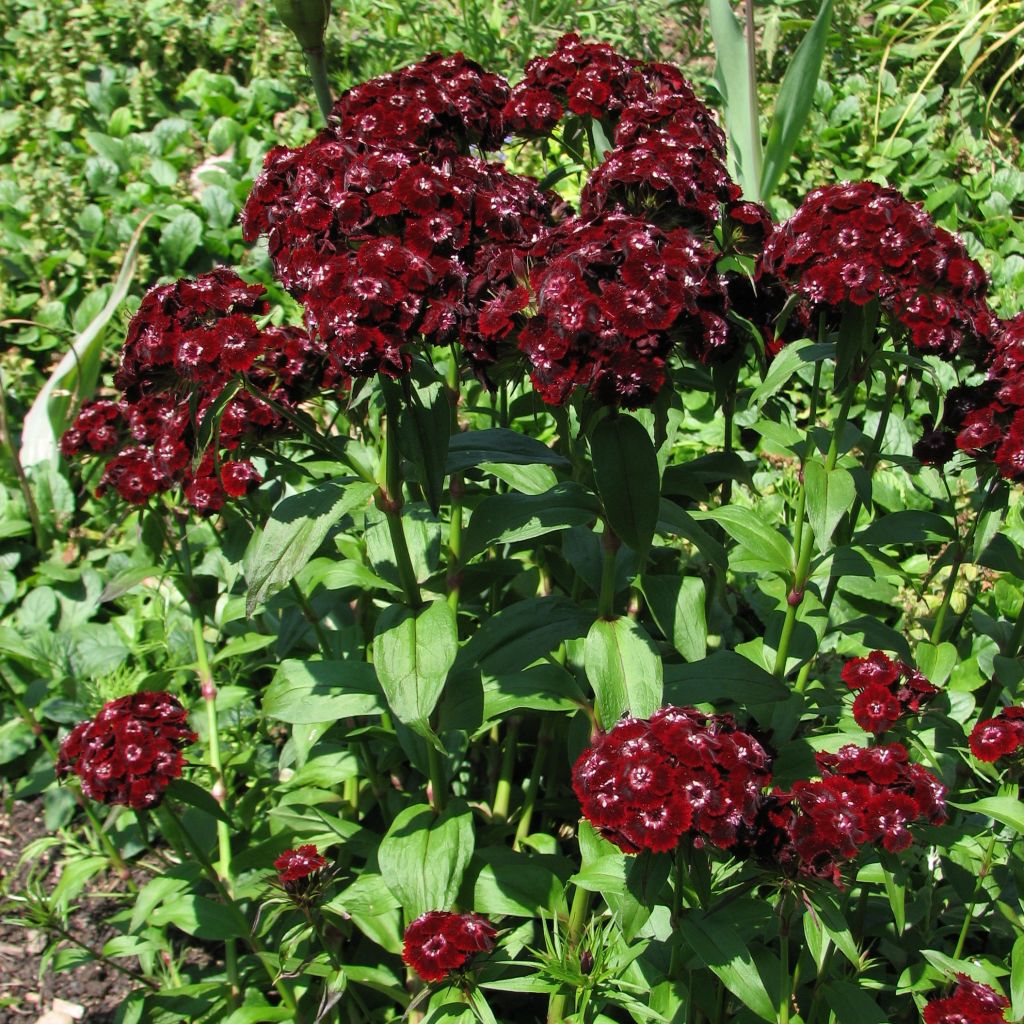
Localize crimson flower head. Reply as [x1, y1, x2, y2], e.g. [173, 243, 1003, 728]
[923, 974, 1010, 1024]
[572, 706, 772, 854]
[402, 911, 496, 983]
[275, 845, 327, 883]
[56, 692, 197, 810]
[841, 652, 938, 735]
[968, 706, 1024, 763]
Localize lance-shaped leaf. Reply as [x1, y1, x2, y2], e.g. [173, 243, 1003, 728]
[585, 616, 663, 728]
[591, 414, 660, 553]
[398, 378, 451, 515]
[246, 480, 376, 615]
[804, 458, 856, 553]
[373, 599, 458, 736]
[378, 801, 475, 921]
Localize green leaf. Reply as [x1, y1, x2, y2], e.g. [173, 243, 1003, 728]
[263, 660, 384, 723]
[1011, 934, 1024, 1021]
[693, 506, 794, 576]
[950, 796, 1024, 834]
[160, 211, 203, 267]
[149, 895, 243, 941]
[823, 981, 888, 1024]
[22, 216, 150, 467]
[591, 414, 660, 553]
[164, 779, 229, 824]
[446, 429, 569, 473]
[664, 651, 789, 706]
[399, 379, 451, 515]
[641, 575, 707, 662]
[658, 499, 727, 570]
[856, 510, 955, 547]
[709, 0, 761, 200]
[678, 911, 775, 1021]
[378, 801, 475, 920]
[246, 480, 375, 615]
[464, 847, 566, 917]
[805, 459, 856, 553]
[462, 482, 599, 560]
[373, 600, 458, 735]
[481, 665, 586, 722]
[749, 339, 835, 408]
[457, 597, 594, 675]
[760, 0, 835, 200]
[585, 617, 663, 728]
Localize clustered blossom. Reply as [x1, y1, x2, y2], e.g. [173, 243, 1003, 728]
[274, 844, 327, 883]
[841, 651, 939, 734]
[968, 704, 1024, 763]
[917, 314, 1024, 480]
[61, 269, 326, 512]
[514, 215, 733, 407]
[56, 692, 196, 810]
[401, 911, 496, 983]
[923, 974, 1010, 1024]
[739, 743, 947, 886]
[759, 181, 997, 360]
[572, 706, 772, 854]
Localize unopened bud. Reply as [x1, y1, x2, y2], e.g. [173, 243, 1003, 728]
[274, 0, 331, 51]
[201, 680, 216, 701]
[580, 950, 594, 975]
[211, 779, 227, 805]
[787, 588, 803, 607]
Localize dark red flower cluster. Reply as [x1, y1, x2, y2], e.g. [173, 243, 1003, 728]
[740, 743, 946, 885]
[840, 651, 938, 734]
[923, 974, 1010, 1024]
[274, 844, 327, 883]
[330, 53, 510, 156]
[513, 214, 733, 407]
[572, 706, 772, 855]
[968, 705, 1024, 763]
[56, 692, 196, 810]
[402, 911, 496, 983]
[759, 182, 997, 360]
[61, 270, 326, 513]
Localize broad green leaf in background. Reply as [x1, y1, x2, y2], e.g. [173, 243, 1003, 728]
[373, 599, 458, 736]
[664, 651, 790, 706]
[823, 981, 888, 1024]
[710, 0, 760, 199]
[445, 428, 569, 473]
[246, 480, 376, 615]
[462, 482, 600, 560]
[749, 339, 835, 408]
[804, 459, 856, 553]
[693, 505, 795, 577]
[641, 575, 707, 662]
[378, 801, 474, 921]
[20, 215, 150, 467]
[951, 796, 1024, 835]
[590, 414, 661, 553]
[760, 0, 835, 200]
[160, 210, 203, 267]
[263, 660, 384, 723]
[585, 616, 663, 728]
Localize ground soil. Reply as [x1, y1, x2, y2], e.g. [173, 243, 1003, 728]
[0, 799, 135, 1023]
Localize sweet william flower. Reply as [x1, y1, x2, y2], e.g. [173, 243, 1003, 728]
[56, 692, 197, 810]
[968, 706, 1024, 763]
[275, 845, 327, 883]
[402, 911, 496, 983]
[923, 974, 1010, 1024]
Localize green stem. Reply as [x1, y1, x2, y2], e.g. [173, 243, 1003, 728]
[513, 719, 551, 850]
[447, 473, 464, 612]
[0, 369, 45, 551]
[289, 579, 332, 655]
[192, 616, 241, 1006]
[721, 385, 737, 506]
[304, 46, 334, 123]
[778, 918, 790, 1024]
[598, 525, 620, 619]
[952, 831, 999, 960]
[491, 718, 520, 824]
[379, 376, 423, 608]
[546, 885, 592, 1024]
[50, 921, 158, 989]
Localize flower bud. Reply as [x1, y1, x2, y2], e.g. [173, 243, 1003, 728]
[274, 0, 330, 52]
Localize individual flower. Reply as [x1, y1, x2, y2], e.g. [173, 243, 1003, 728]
[402, 911, 496, 983]
[56, 692, 197, 810]
[968, 705, 1024, 763]
[923, 974, 1010, 1024]
[275, 844, 327, 882]
[572, 706, 772, 854]
[841, 652, 939, 735]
